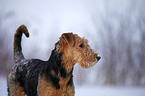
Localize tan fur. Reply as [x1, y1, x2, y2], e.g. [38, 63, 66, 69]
[57, 33, 98, 69]
[8, 82, 25, 96]
[37, 75, 74, 96]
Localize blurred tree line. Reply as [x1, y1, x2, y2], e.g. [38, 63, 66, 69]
[91, 1, 145, 86]
[0, 0, 144, 86]
[75, 1, 145, 86]
[0, 12, 13, 76]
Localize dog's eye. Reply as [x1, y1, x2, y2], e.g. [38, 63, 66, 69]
[79, 43, 84, 48]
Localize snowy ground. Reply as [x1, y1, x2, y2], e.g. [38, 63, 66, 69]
[75, 86, 145, 96]
[1, 77, 145, 96]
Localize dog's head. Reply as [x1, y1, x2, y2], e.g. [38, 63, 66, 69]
[56, 33, 101, 68]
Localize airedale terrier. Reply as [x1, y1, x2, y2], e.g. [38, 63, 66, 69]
[7, 25, 101, 96]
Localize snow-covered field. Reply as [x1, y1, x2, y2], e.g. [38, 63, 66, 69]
[76, 86, 145, 96]
[1, 77, 145, 96]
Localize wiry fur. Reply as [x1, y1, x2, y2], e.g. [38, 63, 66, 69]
[7, 25, 101, 96]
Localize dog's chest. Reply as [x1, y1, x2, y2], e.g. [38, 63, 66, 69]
[37, 75, 73, 96]
[58, 74, 71, 87]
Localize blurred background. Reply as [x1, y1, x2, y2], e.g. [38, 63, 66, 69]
[0, 0, 145, 96]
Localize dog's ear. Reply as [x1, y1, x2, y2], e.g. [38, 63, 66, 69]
[61, 33, 74, 45]
[58, 33, 75, 53]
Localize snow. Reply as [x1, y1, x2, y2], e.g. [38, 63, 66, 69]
[1, 77, 145, 96]
[0, 76, 7, 96]
[75, 86, 145, 96]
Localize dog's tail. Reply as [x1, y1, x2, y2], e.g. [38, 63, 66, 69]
[13, 25, 29, 63]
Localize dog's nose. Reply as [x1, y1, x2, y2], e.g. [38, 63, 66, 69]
[96, 56, 101, 61]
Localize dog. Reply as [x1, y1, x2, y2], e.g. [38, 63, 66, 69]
[7, 25, 101, 96]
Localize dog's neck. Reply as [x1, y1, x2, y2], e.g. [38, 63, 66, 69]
[48, 49, 74, 77]
[40, 49, 74, 89]
[61, 53, 75, 73]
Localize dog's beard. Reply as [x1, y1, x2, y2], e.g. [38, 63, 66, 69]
[78, 60, 97, 69]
